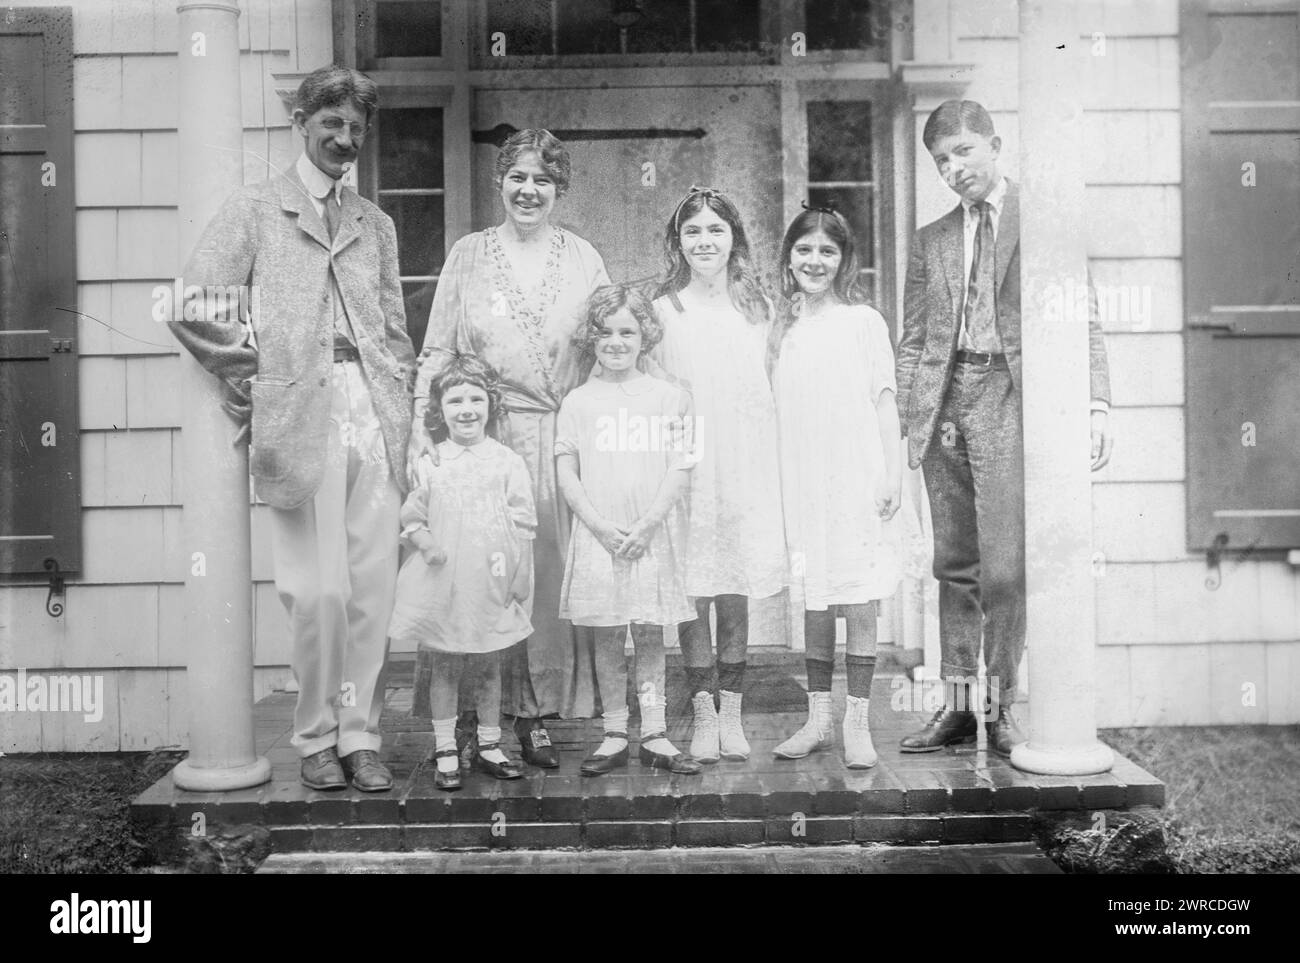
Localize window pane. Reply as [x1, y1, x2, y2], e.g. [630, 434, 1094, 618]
[808, 187, 873, 270]
[695, 0, 762, 52]
[379, 108, 443, 190]
[622, 0, 692, 54]
[556, 0, 622, 54]
[807, 101, 872, 182]
[804, 0, 881, 51]
[379, 193, 445, 279]
[376, 0, 442, 58]
[487, 0, 553, 55]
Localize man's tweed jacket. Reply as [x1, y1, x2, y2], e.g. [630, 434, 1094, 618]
[169, 164, 417, 509]
[895, 178, 1111, 470]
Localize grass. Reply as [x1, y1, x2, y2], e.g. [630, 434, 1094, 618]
[0, 749, 185, 874]
[1098, 726, 1300, 874]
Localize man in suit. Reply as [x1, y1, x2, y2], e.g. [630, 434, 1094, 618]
[169, 66, 417, 791]
[895, 100, 1113, 755]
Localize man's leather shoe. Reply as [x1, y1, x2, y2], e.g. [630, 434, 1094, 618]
[580, 733, 629, 776]
[899, 707, 978, 753]
[514, 717, 559, 769]
[301, 747, 347, 790]
[987, 706, 1025, 757]
[341, 749, 394, 792]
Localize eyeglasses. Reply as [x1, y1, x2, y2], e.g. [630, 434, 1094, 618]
[317, 116, 370, 141]
[672, 185, 726, 234]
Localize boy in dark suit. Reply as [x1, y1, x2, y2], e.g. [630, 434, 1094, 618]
[895, 100, 1112, 755]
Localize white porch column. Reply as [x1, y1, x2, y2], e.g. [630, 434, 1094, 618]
[1010, 0, 1112, 775]
[171, 1, 271, 791]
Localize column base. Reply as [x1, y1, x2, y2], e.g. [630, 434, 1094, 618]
[1010, 740, 1114, 776]
[172, 755, 272, 792]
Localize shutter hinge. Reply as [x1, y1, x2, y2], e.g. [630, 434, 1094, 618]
[43, 557, 65, 617]
[50, 338, 74, 353]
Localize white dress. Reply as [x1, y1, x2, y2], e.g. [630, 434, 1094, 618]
[650, 292, 788, 599]
[555, 373, 695, 627]
[773, 302, 903, 608]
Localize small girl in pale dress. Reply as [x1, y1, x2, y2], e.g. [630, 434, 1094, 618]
[556, 284, 702, 775]
[388, 355, 536, 791]
[769, 205, 903, 769]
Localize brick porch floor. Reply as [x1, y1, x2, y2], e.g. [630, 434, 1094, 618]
[132, 656, 1164, 858]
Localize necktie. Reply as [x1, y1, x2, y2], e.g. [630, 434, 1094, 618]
[323, 189, 340, 242]
[964, 200, 999, 352]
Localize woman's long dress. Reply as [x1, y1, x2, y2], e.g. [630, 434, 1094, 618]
[416, 226, 609, 718]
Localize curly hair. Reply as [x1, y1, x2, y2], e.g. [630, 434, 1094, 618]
[494, 128, 572, 197]
[656, 188, 770, 327]
[425, 353, 505, 436]
[573, 283, 664, 361]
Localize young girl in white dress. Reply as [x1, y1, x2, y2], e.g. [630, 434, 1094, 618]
[388, 355, 537, 791]
[649, 188, 788, 763]
[556, 284, 702, 775]
[769, 205, 903, 768]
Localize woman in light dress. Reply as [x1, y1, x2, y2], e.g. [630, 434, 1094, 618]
[409, 130, 609, 768]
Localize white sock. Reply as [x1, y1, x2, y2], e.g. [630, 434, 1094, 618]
[432, 717, 457, 773]
[478, 724, 508, 763]
[638, 694, 675, 754]
[598, 707, 630, 755]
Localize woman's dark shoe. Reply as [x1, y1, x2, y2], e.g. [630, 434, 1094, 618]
[514, 717, 559, 769]
[580, 732, 629, 776]
[475, 743, 524, 780]
[431, 749, 461, 792]
[455, 710, 479, 773]
[638, 733, 703, 775]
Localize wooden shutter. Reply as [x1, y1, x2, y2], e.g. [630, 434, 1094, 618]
[1183, 0, 1300, 551]
[0, 6, 80, 574]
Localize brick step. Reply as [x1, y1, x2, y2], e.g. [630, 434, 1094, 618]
[267, 812, 1039, 853]
[258, 841, 1063, 874]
